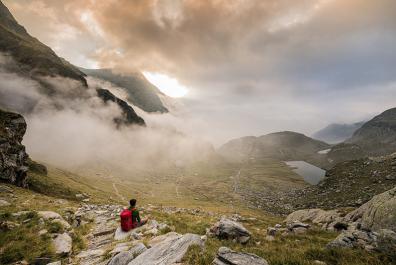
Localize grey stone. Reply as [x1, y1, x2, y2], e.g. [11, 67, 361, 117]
[114, 226, 134, 240]
[52, 233, 72, 255]
[209, 217, 251, 244]
[0, 199, 11, 207]
[47, 262, 61, 265]
[212, 247, 268, 265]
[128, 233, 203, 265]
[108, 243, 147, 265]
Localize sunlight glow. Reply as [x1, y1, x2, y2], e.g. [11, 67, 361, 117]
[143, 72, 189, 98]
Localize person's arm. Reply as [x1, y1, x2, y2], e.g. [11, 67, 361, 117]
[133, 210, 141, 223]
[136, 210, 141, 222]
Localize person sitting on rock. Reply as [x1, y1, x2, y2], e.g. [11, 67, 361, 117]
[129, 198, 147, 228]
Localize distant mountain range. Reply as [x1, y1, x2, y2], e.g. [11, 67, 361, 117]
[220, 107, 396, 170]
[312, 122, 365, 144]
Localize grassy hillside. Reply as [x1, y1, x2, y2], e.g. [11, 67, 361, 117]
[0, 1, 86, 84]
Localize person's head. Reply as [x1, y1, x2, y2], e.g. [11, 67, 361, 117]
[130, 199, 137, 208]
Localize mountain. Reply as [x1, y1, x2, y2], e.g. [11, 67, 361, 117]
[0, 1, 86, 84]
[81, 68, 168, 113]
[312, 121, 364, 144]
[218, 131, 331, 167]
[96, 88, 145, 126]
[0, 1, 145, 126]
[345, 107, 396, 156]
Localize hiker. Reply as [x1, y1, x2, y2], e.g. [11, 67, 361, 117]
[129, 199, 148, 227]
[120, 198, 147, 232]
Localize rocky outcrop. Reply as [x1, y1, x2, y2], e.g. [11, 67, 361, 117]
[127, 232, 204, 265]
[347, 186, 396, 232]
[212, 247, 269, 265]
[285, 209, 347, 231]
[96, 88, 145, 127]
[209, 217, 251, 244]
[108, 243, 147, 265]
[288, 187, 396, 253]
[0, 109, 29, 187]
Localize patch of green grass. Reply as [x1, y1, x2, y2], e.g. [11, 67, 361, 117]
[72, 222, 93, 253]
[0, 212, 55, 264]
[182, 218, 391, 265]
[47, 221, 64, 234]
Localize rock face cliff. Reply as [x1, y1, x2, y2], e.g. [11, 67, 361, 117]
[0, 108, 29, 187]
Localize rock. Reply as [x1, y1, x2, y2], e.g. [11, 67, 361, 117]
[347, 186, 396, 232]
[46, 261, 62, 265]
[287, 222, 310, 230]
[114, 226, 134, 240]
[75, 193, 85, 200]
[109, 243, 147, 265]
[0, 109, 30, 187]
[51, 219, 71, 230]
[376, 229, 396, 253]
[110, 244, 130, 255]
[0, 185, 13, 193]
[267, 227, 277, 236]
[52, 233, 72, 255]
[144, 227, 159, 236]
[285, 208, 344, 231]
[212, 247, 269, 265]
[0, 220, 20, 230]
[209, 217, 251, 244]
[38, 211, 62, 220]
[313, 261, 327, 265]
[38, 229, 48, 236]
[292, 227, 308, 234]
[148, 232, 180, 247]
[0, 199, 11, 206]
[327, 225, 378, 250]
[128, 233, 203, 265]
[76, 248, 106, 259]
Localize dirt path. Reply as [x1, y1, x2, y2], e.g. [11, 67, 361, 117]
[112, 182, 125, 201]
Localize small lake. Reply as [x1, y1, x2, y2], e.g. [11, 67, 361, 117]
[285, 161, 326, 185]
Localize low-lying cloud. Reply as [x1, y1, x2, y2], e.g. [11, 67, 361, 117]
[0, 53, 215, 177]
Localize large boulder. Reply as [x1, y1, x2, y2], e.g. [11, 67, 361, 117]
[0, 109, 29, 187]
[346, 186, 396, 232]
[213, 247, 269, 265]
[127, 232, 204, 265]
[209, 217, 251, 244]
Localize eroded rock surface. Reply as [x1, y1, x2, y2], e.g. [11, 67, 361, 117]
[0, 109, 29, 187]
[127, 233, 203, 265]
[213, 247, 269, 265]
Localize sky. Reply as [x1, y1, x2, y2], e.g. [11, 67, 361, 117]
[4, 0, 396, 144]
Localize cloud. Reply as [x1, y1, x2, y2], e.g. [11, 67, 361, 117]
[0, 54, 215, 176]
[3, 0, 396, 143]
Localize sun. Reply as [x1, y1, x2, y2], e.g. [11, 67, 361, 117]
[143, 72, 189, 98]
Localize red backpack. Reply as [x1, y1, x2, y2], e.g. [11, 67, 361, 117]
[120, 209, 133, 232]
